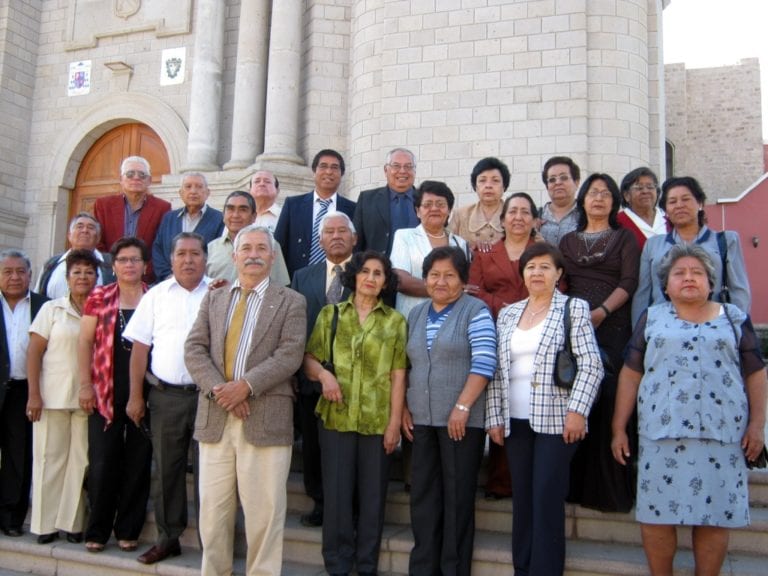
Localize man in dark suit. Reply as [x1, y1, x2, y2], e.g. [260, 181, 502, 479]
[93, 155, 171, 283]
[0, 250, 47, 536]
[352, 147, 419, 256]
[151, 172, 224, 281]
[185, 225, 306, 575]
[290, 212, 356, 527]
[274, 149, 356, 278]
[35, 212, 115, 299]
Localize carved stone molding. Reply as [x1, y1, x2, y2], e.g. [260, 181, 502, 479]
[65, 0, 191, 50]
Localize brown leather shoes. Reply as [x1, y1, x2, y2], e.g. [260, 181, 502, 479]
[137, 542, 181, 564]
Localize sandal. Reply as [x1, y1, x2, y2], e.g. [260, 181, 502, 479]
[118, 539, 138, 552]
[85, 541, 104, 553]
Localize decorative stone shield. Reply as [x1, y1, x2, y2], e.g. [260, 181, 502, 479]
[114, 0, 141, 19]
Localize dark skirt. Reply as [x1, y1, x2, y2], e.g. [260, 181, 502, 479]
[567, 320, 636, 513]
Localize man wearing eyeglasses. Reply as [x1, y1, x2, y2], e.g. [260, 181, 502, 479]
[353, 147, 419, 256]
[274, 149, 356, 279]
[93, 156, 171, 283]
[539, 155, 581, 246]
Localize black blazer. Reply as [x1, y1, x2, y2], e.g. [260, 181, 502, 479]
[353, 186, 394, 256]
[290, 261, 351, 394]
[0, 291, 48, 412]
[274, 191, 356, 279]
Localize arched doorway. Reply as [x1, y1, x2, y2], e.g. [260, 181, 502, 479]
[70, 123, 170, 221]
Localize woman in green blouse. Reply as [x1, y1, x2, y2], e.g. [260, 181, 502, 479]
[304, 250, 407, 576]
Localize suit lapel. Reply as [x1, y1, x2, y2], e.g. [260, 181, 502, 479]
[375, 188, 390, 230]
[309, 264, 327, 309]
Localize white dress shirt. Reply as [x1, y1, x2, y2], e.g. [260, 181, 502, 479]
[41, 249, 107, 300]
[123, 275, 211, 385]
[2, 292, 31, 379]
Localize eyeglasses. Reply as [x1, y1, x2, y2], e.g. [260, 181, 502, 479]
[546, 174, 571, 185]
[114, 256, 144, 264]
[123, 170, 149, 180]
[419, 201, 449, 210]
[586, 189, 612, 199]
[316, 163, 341, 172]
[388, 163, 415, 172]
[630, 184, 657, 192]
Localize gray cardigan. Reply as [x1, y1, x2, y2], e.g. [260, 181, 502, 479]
[406, 294, 487, 429]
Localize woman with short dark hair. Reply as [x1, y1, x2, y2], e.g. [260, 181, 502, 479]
[26, 250, 99, 544]
[486, 242, 603, 576]
[304, 250, 407, 576]
[450, 157, 511, 248]
[78, 237, 152, 553]
[617, 167, 666, 249]
[403, 246, 497, 576]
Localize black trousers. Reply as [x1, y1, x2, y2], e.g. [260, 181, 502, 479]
[505, 418, 579, 576]
[0, 381, 32, 531]
[409, 425, 484, 576]
[319, 427, 390, 574]
[85, 404, 152, 543]
[147, 386, 198, 547]
[298, 390, 323, 506]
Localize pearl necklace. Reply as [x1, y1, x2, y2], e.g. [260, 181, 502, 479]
[426, 230, 447, 239]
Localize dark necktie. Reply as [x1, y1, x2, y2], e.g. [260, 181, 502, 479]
[326, 264, 344, 304]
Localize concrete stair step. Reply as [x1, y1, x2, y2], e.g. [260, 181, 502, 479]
[3, 509, 767, 576]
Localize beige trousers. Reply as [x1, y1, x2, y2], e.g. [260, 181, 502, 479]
[31, 409, 88, 535]
[199, 414, 291, 576]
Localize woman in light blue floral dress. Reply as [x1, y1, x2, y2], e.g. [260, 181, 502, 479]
[612, 244, 766, 576]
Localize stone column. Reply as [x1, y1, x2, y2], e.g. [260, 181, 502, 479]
[184, 0, 225, 170]
[259, 0, 303, 164]
[224, 0, 270, 169]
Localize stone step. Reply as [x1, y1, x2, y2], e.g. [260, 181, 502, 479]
[284, 472, 768, 555]
[6, 516, 765, 576]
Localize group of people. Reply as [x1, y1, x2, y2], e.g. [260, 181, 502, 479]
[0, 147, 763, 576]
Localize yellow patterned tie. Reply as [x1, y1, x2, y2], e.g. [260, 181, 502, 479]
[224, 288, 248, 381]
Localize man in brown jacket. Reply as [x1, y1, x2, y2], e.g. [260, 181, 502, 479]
[185, 224, 306, 576]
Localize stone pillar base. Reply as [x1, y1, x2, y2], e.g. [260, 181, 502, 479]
[255, 152, 305, 166]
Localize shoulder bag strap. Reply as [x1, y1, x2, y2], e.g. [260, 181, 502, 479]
[328, 304, 339, 367]
[716, 231, 731, 303]
[563, 297, 573, 355]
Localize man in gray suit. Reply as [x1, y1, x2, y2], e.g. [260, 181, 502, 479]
[185, 225, 306, 576]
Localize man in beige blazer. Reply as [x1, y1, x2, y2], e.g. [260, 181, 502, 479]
[185, 224, 306, 576]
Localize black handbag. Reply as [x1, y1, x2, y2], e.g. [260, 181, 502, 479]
[554, 298, 578, 390]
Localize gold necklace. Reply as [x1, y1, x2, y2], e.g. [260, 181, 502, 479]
[526, 302, 549, 317]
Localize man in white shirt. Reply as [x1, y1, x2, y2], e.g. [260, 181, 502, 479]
[35, 213, 114, 299]
[124, 232, 210, 564]
[250, 170, 281, 232]
[0, 250, 47, 536]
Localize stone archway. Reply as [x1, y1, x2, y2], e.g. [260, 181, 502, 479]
[36, 93, 187, 260]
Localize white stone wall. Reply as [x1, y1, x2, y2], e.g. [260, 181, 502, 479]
[0, 0, 41, 247]
[343, 0, 664, 208]
[2, 0, 670, 270]
[665, 58, 764, 198]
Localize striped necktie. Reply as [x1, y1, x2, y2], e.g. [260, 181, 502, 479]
[224, 288, 248, 381]
[309, 198, 333, 265]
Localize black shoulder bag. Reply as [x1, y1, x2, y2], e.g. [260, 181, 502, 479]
[554, 298, 577, 390]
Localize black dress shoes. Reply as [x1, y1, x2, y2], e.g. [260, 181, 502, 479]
[37, 532, 59, 544]
[300, 505, 323, 527]
[137, 541, 182, 564]
[1, 526, 23, 537]
[66, 531, 84, 543]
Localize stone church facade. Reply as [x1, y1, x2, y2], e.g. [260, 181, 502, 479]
[1, 0, 668, 271]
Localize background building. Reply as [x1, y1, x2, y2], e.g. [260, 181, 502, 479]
[0, 0, 667, 271]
